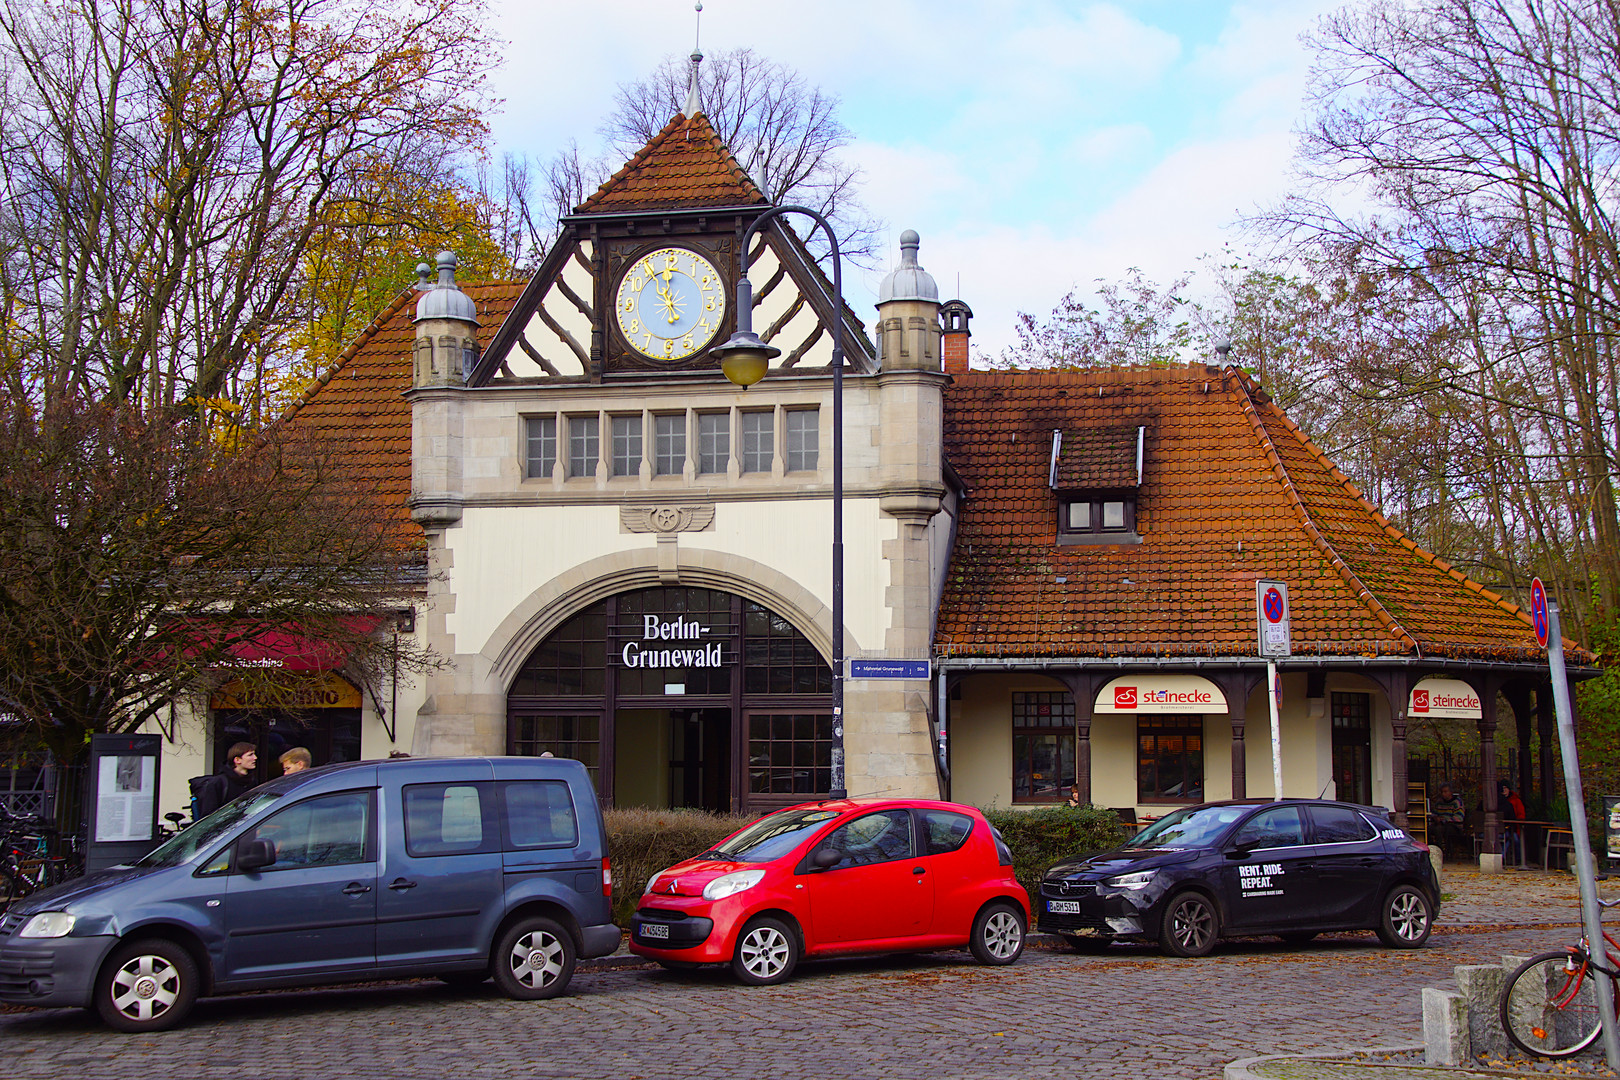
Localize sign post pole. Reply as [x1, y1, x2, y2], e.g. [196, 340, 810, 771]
[1256, 581, 1291, 801]
[1541, 586, 1620, 1068]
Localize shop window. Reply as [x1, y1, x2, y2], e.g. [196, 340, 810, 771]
[507, 606, 607, 696]
[1138, 717, 1203, 803]
[697, 412, 729, 474]
[610, 414, 642, 477]
[748, 712, 833, 795]
[568, 415, 599, 479]
[784, 409, 818, 472]
[510, 714, 600, 784]
[740, 410, 773, 474]
[1012, 691, 1075, 803]
[525, 415, 556, 479]
[653, 414, 685, 476]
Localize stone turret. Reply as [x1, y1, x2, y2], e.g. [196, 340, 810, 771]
[412, 251, 479, 388]
[409, 251, 474, 528]
[874, 230, 941, 372]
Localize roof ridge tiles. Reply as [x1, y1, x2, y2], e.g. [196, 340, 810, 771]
[1231, 366, 1549, 648]
[575, 110, 766, 214]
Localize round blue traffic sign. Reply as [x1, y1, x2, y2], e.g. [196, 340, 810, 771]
[1530, 577, 1549, 648]
[1263, 586, 1285, 624]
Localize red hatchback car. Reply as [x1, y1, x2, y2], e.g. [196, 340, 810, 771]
[628, 798, 1029, 984]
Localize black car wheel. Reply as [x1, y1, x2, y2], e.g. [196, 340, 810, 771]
[94, 938, 199, 1033]
[970, 902, 1025, 965]
[492, 916, 576, 999]
[1375, 884, 1432, 948]
[1159, 892, 1219, 957]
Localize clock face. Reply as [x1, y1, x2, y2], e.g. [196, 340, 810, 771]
[615, 247, 727, 361]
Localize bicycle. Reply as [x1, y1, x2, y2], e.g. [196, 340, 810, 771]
[1500, 896, 1620, 1057]
[0, 807, 75, 911]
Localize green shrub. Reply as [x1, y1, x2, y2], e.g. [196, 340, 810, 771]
[981, 805, 1131, 913]
[603, 807, 755, 926]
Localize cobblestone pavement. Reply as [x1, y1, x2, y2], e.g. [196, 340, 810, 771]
[0, 866, 1602, 1080]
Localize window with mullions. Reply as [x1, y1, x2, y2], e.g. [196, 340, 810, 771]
[740, 411, 773, 474]
[611, 415, 642, 477]
[568, 415, 599, 479]
[1012, 691, 1075, 802]
[653, 414, 686, 476]
[507, 606, 607, 697]
[784, 409, 818, 472]
[511, 714, 600, 783]
[1138, 717, 1203, 803]
[748, 713, 833, 795]
[698, 412, 729, 475]
[525, 416, 556, 479]
[744, 604, 831, 695]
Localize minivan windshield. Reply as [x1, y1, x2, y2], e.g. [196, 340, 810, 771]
[134, 792, 281, 868]
[1129, 804, 1250, 849]
[704, 807, 843, 864]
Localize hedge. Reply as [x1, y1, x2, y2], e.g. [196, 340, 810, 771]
[602, 803, 1132, 928]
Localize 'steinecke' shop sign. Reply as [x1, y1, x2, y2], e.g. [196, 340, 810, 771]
[1408, 678, 1482, 719]
[1094, 675, 1228, 714]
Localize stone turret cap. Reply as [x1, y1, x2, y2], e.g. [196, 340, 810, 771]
[413, 251, 479, 325]
[877, 230, 939, 304]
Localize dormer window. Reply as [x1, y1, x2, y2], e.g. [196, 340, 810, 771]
[1050, 426, 1144, 546]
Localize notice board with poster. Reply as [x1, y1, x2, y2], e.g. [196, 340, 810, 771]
[1606, 796, 1620, 873]
[85, 733, 163, 872]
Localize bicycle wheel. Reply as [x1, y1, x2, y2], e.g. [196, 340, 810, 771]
[0, 865, 25, 911]
[1500, 950, 1606, 1057]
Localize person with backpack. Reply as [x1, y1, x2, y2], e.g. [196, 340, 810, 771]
[192, 743, 258, 820]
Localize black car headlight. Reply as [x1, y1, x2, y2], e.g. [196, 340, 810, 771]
[1103, 870, 1156, 891]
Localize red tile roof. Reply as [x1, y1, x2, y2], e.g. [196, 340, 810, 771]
[1054, 424, 1139, 489]
[575, 112, 767, 214]
[936, 364, 1556, 662]
[277, 281, 525, 532]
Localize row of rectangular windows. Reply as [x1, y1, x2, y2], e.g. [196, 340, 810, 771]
[525, 408, 818, 480]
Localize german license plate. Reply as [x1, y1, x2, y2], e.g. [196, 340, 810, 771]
[1047, 900, 1082, 914]
[642, 922, 670, 940]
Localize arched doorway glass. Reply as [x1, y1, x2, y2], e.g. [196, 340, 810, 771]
[506, 587, 833, 813]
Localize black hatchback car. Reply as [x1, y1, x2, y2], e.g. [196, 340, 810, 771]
[1038, 799, 1438, 957]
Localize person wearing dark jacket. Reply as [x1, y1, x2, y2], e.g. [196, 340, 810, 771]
[195, 743, 258, 819]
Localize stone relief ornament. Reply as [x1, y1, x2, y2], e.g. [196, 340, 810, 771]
[621, 504, 716, 534]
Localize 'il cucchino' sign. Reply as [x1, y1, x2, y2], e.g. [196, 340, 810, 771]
[619, 616, 724, 669]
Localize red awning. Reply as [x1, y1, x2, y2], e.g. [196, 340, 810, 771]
[160, 616, 382, 673]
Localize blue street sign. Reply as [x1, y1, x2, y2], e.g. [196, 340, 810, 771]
[849, 659, 931, 680]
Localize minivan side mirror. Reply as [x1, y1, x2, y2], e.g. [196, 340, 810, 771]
[810, 847, 842, 871]
[237, 837, 277, 872]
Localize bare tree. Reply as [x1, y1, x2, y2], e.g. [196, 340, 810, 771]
[600, 47, 880, 265]
[1260, 0, 1620, 639]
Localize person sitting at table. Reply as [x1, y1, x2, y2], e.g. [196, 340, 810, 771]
[1500, 781, 1527, 864]
[1430, 782, 1466, 856]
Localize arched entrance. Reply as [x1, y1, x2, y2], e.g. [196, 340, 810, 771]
[505, 586, 833, 812]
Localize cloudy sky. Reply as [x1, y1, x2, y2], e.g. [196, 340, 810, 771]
[482, 0, 1343, 358]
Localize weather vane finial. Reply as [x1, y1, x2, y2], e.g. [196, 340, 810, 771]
[685, 2, 703, 118]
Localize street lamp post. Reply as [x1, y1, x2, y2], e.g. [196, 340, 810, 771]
[711, 205, 847, 800]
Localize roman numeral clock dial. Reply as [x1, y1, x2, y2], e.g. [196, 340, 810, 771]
[615, 247, 727, 361]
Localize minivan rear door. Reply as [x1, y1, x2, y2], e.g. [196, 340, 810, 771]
[221, 788, 378, 983]
[376, 760, 503, 971]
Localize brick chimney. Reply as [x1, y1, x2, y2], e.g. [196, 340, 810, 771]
[941, 299, 973, 375]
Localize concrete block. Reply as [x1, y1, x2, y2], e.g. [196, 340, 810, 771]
[1480, 853, 1504, 873]
[1456, 963, 1508, 1056]
[1428, 845, 1444, 883]
[1424, 987, 1470, 1066]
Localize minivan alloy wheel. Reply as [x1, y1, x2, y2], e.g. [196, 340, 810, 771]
[492, 916, 576, 1000]
[94, 938, 199, 1032]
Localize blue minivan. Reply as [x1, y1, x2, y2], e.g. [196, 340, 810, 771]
[0, 756, 619, 1031]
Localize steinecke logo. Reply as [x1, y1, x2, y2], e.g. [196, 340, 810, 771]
[1413, 689, 1430, 713]
[1115, 686, 1138, 709]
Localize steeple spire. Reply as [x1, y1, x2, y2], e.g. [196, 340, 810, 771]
[684, 2, 703, 117]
